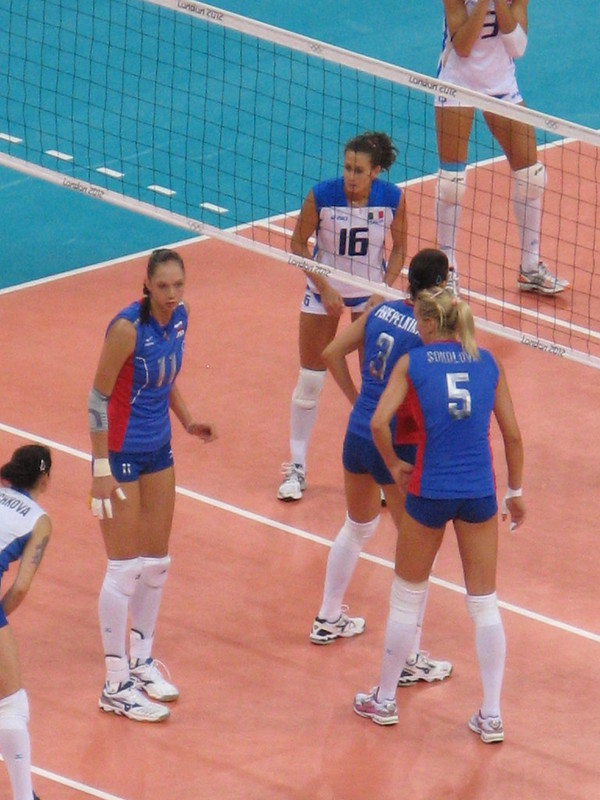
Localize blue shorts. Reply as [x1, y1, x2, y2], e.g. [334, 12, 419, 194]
[108, 441, 174, 483]
[404, 494, 498, 528]
[343, 430, 416, 486]
[0, 602, 7, 629]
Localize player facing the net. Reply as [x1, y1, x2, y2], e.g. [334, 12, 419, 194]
[435, 0, 569, 296]
[278, 131, 407, 502]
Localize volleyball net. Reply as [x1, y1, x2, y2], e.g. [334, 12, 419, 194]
[1, 0, 599, 366]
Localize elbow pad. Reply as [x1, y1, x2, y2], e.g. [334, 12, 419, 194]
[502, 24, 527, 58]
[88, 386, 109, 432]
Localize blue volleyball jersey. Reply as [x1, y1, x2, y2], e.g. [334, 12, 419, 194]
[348, 299, 421, 440]
[406, 342, 500, 498]
[107, 300, 187, 453]
[0, 487, 46, 579]
[309, 177, 401, 299]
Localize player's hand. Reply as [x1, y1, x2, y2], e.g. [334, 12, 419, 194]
[187, 421, 218, 443]
[501, 494, 525, 532]
[89, 480, 126, 520]
[390, 459, 413, 492]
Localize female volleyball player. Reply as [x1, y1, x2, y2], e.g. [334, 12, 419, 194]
[354, 288, 525, 741]
[310, 249, 452, 686]
[0, 444, 52, 800]
[88, 248, 216, 723]
[278, 131, 407, 501]
[435, 0, 568, 295]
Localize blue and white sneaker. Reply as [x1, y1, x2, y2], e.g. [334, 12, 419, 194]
[309, 608, 365, 645]
[130, 657, 179, 702]
[353, 687, 398, 725]
[468, 710, 505, 743]
[99, 679, 169, 722]
[397, 651, 453, 685]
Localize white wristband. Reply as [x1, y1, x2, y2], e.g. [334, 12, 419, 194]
[501, 23, 527, 58]
[504, 487, 522, 499]
[92, 458, 112, 478]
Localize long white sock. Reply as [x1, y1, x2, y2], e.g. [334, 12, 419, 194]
[0, 689, 32, 800]
[129, 555, 171, 664]
[378, 576, 428, 701]
[289, 403, 318, 466]
[513, 193, 542, 272]
[318, 515, 379, 621]
[98, 558, 141, 683]
[467, 592, 506, 718]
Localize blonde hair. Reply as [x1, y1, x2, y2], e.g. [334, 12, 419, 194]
[415, 289, 479, 359]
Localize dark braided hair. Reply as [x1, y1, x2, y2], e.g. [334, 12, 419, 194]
[344, 131, 397, 171]
[0, 444, 52, 490]
[140, 248, 185, 324]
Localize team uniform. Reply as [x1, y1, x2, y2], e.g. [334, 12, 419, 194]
[106, 300, 187, 481]
[343, 299, 420, 484]
[403, 341, 500, 527]
[435, 0, 522, 106]
[0, 488, 46, 627]
[302, 177, 401, 313]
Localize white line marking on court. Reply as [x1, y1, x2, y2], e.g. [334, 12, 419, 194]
[0, 758, 128, 800]
[45, 149, 73, 161]
[200, 201, 228, 214]
[97, 166, 124, 178]
[0, 132, 22, 143]
[1, 420, 599, 645]
[148, 183, 175, 196]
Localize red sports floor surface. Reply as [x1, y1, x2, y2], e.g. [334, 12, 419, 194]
[1, 234, 600, 799]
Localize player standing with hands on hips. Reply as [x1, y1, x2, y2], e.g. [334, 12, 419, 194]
[88, 248, 216, 722]
[435, 0, 569, 296]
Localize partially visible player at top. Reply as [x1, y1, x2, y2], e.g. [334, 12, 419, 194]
[88, 248, 217, 723]
[435, 0, 569, 296]
[0, 444, 52, 800]
[278, 131, 408, 501]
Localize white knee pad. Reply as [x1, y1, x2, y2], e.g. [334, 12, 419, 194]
[0, 689, 29, 730]
[389, 575, 429, 625]
[466, 592, 502, 627]
[292, 368, 326, 410]
[103, 558, 142, 598]
[512, 162, 546, 202]
[437, 168, 467, 205]
[139, 555, 171, 588]
[337, 514, 380, 554]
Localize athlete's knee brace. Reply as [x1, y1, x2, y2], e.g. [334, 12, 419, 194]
[103, 558, 142, 599]
[0, 689, 29, 730]
[292, 368, 326, 410]
[139, 555, 171, 589]
[466, 592, 502, 627]
[337, 514, 380, 554]
[437, 167, 467, 205]
[389, 575, 429, 625]
[512, 162, 546, 203]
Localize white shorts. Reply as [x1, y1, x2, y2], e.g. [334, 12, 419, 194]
[434, 81, 522, 109]
[300, 287, 370, 315]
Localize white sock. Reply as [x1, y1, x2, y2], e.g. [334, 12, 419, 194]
[436, 197, 463, 271]
[318, 516, 379, 621]
[129, 556, 171, 663]
[476, 623, 506, 718]
[0, 690, 32, 800]
[289, 403, 318, 466]
[98, 558, 141, 683]
[513, 193, 542, 272]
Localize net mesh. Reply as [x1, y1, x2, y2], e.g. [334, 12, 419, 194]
[1, 0, 599, 365]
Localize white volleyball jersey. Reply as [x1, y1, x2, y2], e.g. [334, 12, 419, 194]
[308, 177, 401, 299]
[437, 0, 520, 99]
[0, 487, 46, 577]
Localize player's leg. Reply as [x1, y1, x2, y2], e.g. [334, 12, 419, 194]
[484, 109, 568, 295]
[455, 505, 505, 742]
[434, 105, 474, 293]
[0, 625, 35, 800]
[128, 462, 179, 702]
[278, 302, 337, 501]
[310, 469, 381, 644]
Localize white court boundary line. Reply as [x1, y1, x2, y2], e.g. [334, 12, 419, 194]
[1, 420, 598, 648]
